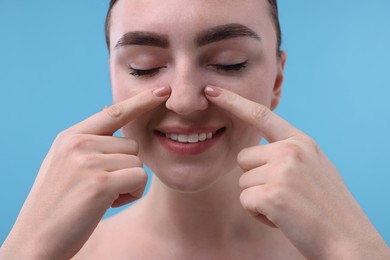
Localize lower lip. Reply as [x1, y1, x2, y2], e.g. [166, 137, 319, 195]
[155, 129, 224, 156]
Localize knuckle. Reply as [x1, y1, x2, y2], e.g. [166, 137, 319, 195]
[240, 187, 260, 211]
[274, 161, 296, 185]
[89, 173, 110, 197]
[130, 167, 148, 185]
[55, 129, 70, 142]
[134, 157, 143, 167]
[238, 174, 248, 190]
[128, 155, 143, 167]
[251, 104, 271, 124]
[263, 185, 285, 211]
[280, 159, 297, 175]
[278, 142, 303, 162]
[236, 149, 248, 167]
[302, 136, 320, 154]
[128, 139, 139, 154]
[80, 153, 101, 169]
[54, 129, 75, 148]
[136, 168, 148, 183]
[105, 103, 123, 118]
[239, 189, 252, 210]
[66, 134, 90, 151]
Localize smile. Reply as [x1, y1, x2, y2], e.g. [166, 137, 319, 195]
[164, 131, 216, 143]
[155, 127, 226, 155]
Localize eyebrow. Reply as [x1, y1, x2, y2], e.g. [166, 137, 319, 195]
[114, 23, 260, 50]
[196, 23, 261, 46]
[115, 31, 169, 49]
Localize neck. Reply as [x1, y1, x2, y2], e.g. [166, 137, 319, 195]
[140, 166, 272, 248]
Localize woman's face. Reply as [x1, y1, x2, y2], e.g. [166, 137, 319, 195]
[108, 0, 286, 192]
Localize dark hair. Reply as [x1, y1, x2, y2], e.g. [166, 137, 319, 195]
[105, 0, 282, 52]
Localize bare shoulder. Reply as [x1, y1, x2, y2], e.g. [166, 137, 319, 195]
[72, 207, 149, 259]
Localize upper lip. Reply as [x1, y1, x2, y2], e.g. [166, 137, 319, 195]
[155, 125, 225, 135]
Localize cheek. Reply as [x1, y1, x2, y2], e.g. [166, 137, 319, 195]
[120, 118, 150, 149]
[110, 63, 147, 103]
[111, 77, 140, 104]
[111, 65, 129, 103]
[112, 87, 140, 105]
[223, 80, 274, 108]
[120, 120, 137, 140]
[239, 85, 271, 104]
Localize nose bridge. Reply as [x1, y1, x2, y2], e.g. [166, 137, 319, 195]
[165, 62, 209, 115]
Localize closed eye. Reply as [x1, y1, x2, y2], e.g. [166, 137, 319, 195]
[127, 65, 165, 77]
[209, 61, 248, 72]
[127, 61, 247, 77]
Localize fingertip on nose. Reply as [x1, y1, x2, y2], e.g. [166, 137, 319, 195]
[152, 86, 172, 97]
[204, 86, 222, 98]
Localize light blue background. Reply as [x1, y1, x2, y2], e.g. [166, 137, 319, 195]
[1, 0, 389, 246]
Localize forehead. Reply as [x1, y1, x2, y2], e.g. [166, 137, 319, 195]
[112, 0, 269, 17]
[109, 0, 275, 47]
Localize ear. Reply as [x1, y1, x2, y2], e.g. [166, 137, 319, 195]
[270, 51, 287, 111]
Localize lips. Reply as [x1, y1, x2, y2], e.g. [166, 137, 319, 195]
[155, 127, 225, 155]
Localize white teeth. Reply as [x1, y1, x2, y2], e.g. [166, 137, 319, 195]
[178, 134, 188, 142]
[166, 133, 178, 141]
[188, 134, 199, 143]
[165, 131, 216, 143]
[199, 133, 207, 141]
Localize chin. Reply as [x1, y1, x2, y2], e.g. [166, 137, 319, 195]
[146, 158, 237, 194]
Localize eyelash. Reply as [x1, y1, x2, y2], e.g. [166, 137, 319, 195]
[209, 61, 248, 72]
[127, 61, 248, 77]
[128, 66, 163, 77]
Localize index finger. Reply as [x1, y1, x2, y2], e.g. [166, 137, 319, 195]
[204, 86, 299, 142]
[68, 86, 171, 135]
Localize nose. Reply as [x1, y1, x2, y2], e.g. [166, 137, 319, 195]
[165, 65, 209, 115]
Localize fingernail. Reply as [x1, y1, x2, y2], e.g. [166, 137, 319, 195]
[204, 86, 222, 97]
[152, 86, 171, 97]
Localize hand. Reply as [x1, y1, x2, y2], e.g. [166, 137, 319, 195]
[1, 87, 171, 260]
[205, 86, 389, 259]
